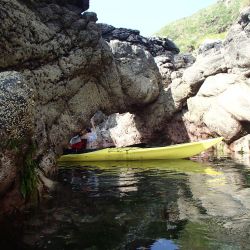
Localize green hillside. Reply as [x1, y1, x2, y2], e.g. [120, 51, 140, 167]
[155, 0, 250, 52]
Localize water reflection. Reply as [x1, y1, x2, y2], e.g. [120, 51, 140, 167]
[1, 157, 250, 250]
[117, 169, 139, 196]
[151, 238, 179, 250]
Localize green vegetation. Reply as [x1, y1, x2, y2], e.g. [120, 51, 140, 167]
[1, 138, 25, 152]
[20, 142, 38, 199]
[2, 138, 38, 199]
[155, 0, 245, 52]
[241, 0, 250, 7]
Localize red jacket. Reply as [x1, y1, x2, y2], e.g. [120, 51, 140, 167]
[71, 139, 87, 150]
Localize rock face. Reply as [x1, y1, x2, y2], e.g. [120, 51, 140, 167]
[0, 0, 163, 213]
[0, 71, 34, 213]
[98, 23, 194, 86]
[174, 7, 250, 143]
[109, 40, 161, 106]
[0, 71, 34, 142]
[1, 0, 250, 215]
[98, 24, 180, 56]
[94, 7, 250, 145]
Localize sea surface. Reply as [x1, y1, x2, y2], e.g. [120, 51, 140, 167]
[1, 154, 250, 250]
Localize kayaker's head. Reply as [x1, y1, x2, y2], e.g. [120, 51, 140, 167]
[73, 128, 86, 137]
[73, 130, 80, 136]
[86, 128, 91, 133]
[78, 128, 87, 136]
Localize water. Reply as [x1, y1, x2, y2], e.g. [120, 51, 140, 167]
[1, 156, 250, 250]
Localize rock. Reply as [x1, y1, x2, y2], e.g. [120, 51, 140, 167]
[203, 106, 242, 141]
[174, 53, 196, 69]
[34, 0, 89, 12]
[96, 113, 143, 147]
[153, 52, 195, 86]
[217, 81, 250, 121]
[182, 50, 226, 86]
[98, 24, 180, 55]
[184, 72, 250, 142]
[198, 39, 223, 55]
[186, 96, 214, 124]
[91, 111, 107, 125]
[230, 134, 250, 153]
[0, 71, 34, 142]
[109, 40, 161, 106]
[224, 7, 250, 68]
[197, 73, 238, 97]
[38, 170, 56, 191]
[0, 152, 17, 196]
[170, 79, 192, 109]
[81, 12, 98, 22]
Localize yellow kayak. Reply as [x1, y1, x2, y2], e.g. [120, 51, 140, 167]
[58, 137, 223, 162]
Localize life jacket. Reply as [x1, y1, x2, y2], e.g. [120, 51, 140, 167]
[70, 136, 87, 150]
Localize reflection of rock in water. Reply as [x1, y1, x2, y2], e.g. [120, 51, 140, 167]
[69, 169, 99, 193]
[4, 159, 250, 249]
[232, 151, 250, 166]
[117, 168, 139, 196]
[178, 158, 250, 241]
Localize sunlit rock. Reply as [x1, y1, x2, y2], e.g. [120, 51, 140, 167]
[230, 134, 250, 153]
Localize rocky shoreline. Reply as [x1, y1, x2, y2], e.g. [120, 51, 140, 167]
[0, 0, 250, 214]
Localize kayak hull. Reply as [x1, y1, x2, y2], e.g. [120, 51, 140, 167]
[58, 137, 223, 162]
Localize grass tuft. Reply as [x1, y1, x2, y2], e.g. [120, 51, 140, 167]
[20, 142, 38, 199]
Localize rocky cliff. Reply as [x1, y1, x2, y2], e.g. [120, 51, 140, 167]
[0, 0, 250, 214]
[0, 0, 164, 213]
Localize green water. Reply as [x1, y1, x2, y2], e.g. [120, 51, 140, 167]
[1, 156, 250, 250]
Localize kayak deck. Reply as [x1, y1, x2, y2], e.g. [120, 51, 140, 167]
[58, 137, 223, 162]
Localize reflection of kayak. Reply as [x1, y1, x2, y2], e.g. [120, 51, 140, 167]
[58, 159, 222, 176]
[58, 137, 223, 162]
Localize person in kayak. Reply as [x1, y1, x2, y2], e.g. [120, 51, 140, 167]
[70, 130, 87, 151]
[63, 129, 87, 154]
[63, 118, 99, 154]
[81, 118, 98, 149]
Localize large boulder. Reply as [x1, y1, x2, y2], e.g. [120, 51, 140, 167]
[217, 81, 250, 121]
[167, 7, 250, 144]
[203, 106, 242, 141]
[224, 7, 250, 69]
[109, 40, 161, 106]
[182, 50, 227, 86]
[184, 73, 245, 141]
[96, 112, 143, 147]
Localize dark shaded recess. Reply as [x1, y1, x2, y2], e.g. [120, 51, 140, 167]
[241, 121, 250, 134]
[0, 215, 25, 250]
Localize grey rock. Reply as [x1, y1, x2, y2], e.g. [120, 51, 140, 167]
[218, 81, 250, 121]
[81, 12, 98, 22]
[198, 39, 223, 55]
[99, 24, 180, 56]
[203, 106, 242, 141]
[0, 71, 34, 141]
[197, 73, 238, 97]
[109, 40, 161, 106]
[224, 7, 250, 68]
